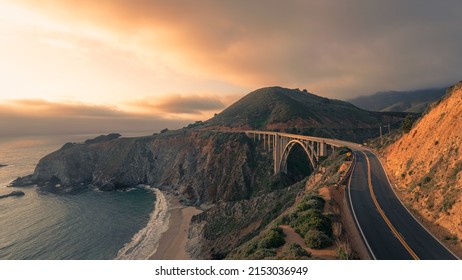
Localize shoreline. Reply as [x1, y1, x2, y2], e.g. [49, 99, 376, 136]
[149, 196, 202, 260]
[116, 188, 170, 260]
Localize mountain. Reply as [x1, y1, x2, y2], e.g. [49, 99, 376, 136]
[384, 81, 462, 254]
[11, 129, 310, 259]
[349, 87, 447, 113]
[10, 85, 415, 259]
[206, 87, 410, 143]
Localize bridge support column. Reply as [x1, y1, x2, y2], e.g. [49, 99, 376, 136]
[273, 135, 280, 173]
[246, 131, 337, 175]
[267, 134, 272, 151]
[319, 142, 326, 157]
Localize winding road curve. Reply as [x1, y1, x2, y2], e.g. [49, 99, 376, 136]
[242, 131, 458, 259]
[347, 148, 458, 260]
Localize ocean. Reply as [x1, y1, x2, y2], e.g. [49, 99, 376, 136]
[0, 134, 161, 260]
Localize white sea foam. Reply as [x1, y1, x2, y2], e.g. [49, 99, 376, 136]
[115, 188, 170, 260]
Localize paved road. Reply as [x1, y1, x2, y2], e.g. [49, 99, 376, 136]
[242, 131, 458, 259]
[348, 149, 458, 260]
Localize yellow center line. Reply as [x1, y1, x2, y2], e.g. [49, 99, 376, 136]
[361, 151, 420, 260]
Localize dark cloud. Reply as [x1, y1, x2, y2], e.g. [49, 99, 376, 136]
[0, 100, 191, 136]
[16, 0, 462, 98]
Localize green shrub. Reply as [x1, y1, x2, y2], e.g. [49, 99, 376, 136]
[401, 115, 415, 133]
[252, 248, 277, 259]
[296, 195, 325, 212]
[304, 229, 332, 249]
[259, 228, 286, 249]
[280, 243, 311, 259]
[336, 241, 353, 260]
[289, 209, 332, 237]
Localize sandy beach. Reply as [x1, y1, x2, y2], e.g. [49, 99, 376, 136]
[149, 197, 202, 260]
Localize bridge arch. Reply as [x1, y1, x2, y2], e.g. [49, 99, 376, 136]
[279, 140, 317, 174]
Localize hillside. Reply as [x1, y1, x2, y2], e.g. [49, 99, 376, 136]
[12, 131, 278, 203]
[206, 87, 409, 143]
[349, 88, 446, 113]
[384, 81, 462, 254]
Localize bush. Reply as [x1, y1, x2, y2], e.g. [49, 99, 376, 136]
[280, 243, 311, 259]
[296, 195, 325, 212]
[336, 241, 353, 260]
[259, 228, 286, 249]
[304, 229, 332, 249]
[289, 209, 332, 237]
[252, 248, 277, 259]
[401, 115, 415, 133]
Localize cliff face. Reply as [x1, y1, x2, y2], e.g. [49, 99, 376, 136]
[15, 130, 274, 204]
[384, 81, 462, 250]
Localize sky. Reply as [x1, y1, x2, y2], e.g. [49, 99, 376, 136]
[1, 0, 462, 136]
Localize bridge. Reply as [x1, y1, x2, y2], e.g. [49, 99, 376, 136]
[243, 130, 458, 260]
[244, 130, 352, 174]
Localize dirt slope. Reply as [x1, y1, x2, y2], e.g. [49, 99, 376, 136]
[384, 81, 462, 253]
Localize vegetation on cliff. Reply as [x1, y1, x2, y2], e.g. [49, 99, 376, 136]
[205, 87, 410, 143]
[225, 148, 355, 260]
[10, 85, 398, 259]
[384, 81, 462, 256]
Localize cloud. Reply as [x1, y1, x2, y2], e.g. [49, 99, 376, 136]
[0, 99, 192, 136]
[4, 99, 124, 117]
[8, 0, 462, 99]
[129, 95, 225, 114]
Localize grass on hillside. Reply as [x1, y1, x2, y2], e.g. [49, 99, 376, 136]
[226, 148, 353, 260]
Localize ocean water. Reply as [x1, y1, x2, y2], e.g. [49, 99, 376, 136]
[0, 134, 158, 260]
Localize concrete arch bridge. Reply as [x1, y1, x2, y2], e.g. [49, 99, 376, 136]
[244, 131, 352, 174]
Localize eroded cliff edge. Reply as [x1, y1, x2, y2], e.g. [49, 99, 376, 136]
[12, 129, 308, 258]
[13, 130, 282, 204]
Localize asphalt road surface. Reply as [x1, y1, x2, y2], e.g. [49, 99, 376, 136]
[243, 131, 458, 259]
[348, 149, 458, 260]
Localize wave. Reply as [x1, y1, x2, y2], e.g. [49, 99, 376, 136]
[115, 188, 170, 260]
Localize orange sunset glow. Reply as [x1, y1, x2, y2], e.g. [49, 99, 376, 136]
[1, 0, 462, 135]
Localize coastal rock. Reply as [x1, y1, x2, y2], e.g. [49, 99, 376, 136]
[84, 133, 121, 144]
[0, 190, 25, 199]
[13, 130, 275, 203]
[10, 175, 34, 186]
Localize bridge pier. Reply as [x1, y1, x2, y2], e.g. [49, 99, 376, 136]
[318, 141, 326, 157]
[246, 131, 338, 175]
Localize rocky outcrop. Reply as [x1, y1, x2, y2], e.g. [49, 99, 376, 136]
[0, 190, 25, 199]
[11, 130, 275, 204]
[84, 133, 121, 144]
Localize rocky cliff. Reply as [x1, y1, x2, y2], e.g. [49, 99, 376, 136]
[384, 81, 462, 254]
[12, 130, 277, 204]
[10, 85, 412, 259]
[12, 129, 306, 259]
